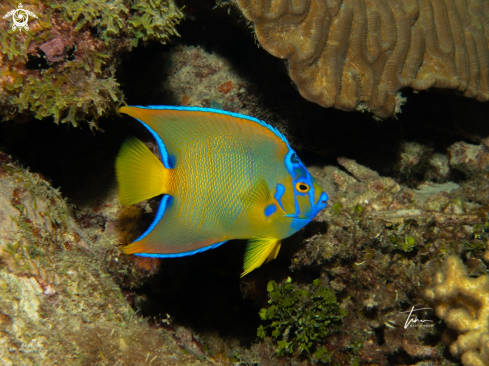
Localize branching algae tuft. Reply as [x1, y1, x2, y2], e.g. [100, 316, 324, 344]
[257, 277, 345, 361]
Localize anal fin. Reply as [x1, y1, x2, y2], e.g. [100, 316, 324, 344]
[265, 240, 282, 263]
[242, 237, 280, 277]
[121, 195, 229, 257]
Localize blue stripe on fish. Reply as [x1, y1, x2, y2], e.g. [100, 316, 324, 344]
[131, 105, 291, 149]
[134, 119, 174, 169]
[284, 150, 296, 177]
[135, 239, 228, 258]
[294, 195, 300, 216]
[134, 195, 173, 243]
[274, 184, 285, 211]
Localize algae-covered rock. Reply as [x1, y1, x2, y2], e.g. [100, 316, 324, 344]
[0, 152, 218, 365]
[0, 0, 182, 128]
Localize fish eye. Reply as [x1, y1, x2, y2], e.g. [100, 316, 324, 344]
[295, 182, 310, 193]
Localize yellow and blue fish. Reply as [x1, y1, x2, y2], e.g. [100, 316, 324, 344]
[116, 106, 328, 276]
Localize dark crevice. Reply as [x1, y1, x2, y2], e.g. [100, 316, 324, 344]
[374, 325, 386, 346]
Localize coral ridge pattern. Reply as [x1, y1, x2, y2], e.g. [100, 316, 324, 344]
[235, 0, 489, 117]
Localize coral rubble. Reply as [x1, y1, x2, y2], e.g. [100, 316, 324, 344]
[233, 0, 489, 117]
[425, 255, 489, 366]
[0, 0, 182, 128]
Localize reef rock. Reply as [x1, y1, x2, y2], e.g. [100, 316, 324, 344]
[448, 141, 489, 173]
[274, 155, 489, 364]
[0, 152, 217, 365]
[234, 0, 489, 117]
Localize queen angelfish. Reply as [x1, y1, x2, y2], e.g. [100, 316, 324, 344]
[116, 106, 329, 276]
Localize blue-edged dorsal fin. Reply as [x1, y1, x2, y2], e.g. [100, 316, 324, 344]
[119, 107, 174, 169]
[118, 106, 292, 164]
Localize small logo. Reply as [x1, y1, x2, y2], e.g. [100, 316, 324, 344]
[401, 306, 434, 329]
[3, 3, 38, 32]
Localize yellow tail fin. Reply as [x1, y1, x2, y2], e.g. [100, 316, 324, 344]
[115, 137, 170, 206]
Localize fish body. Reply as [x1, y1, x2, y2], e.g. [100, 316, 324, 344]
[116, 106, 328, 276]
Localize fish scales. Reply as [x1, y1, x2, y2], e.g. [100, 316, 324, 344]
[177, 125, 275, 236]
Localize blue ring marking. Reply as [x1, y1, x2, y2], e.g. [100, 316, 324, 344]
[135, 240, 228, 258]
[133, 195, 173, 243]
[274, 184, 285, 211]
[264, 203, 277, 217]
[129, 105, 291, 150]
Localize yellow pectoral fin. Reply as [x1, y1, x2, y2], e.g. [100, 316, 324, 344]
[239, 178, 272, 214]
[241, 237, 280, 277]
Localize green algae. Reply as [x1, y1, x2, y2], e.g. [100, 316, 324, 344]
[11, 69, 121, 127]
[330, 202, 342, 216]
[257, 277, 345, 359]
[388, 234, 416, 252]
[52, 0, 129, 44]
[129, 0, 182, 46]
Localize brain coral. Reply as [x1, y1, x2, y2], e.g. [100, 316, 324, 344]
[235, 0, 489, 117]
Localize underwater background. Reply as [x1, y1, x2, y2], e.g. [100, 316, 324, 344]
[1, 0, 489, 365]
